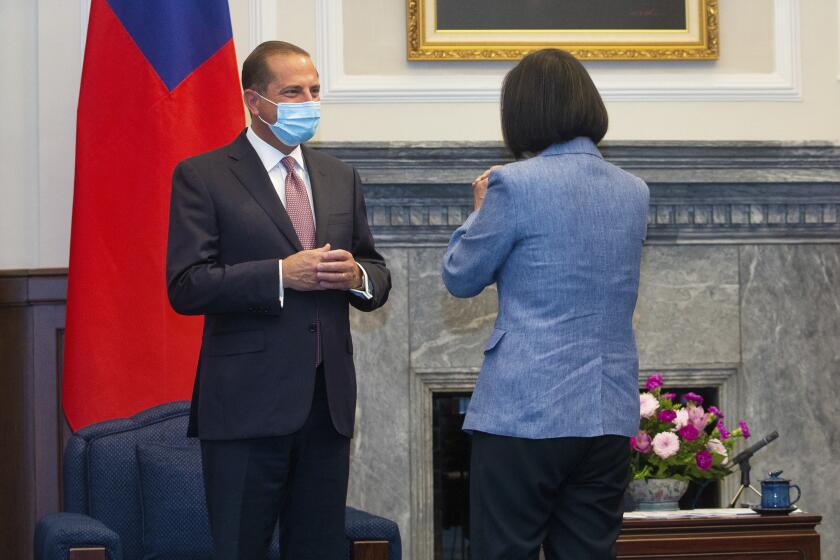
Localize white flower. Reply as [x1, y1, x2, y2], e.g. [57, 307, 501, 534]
[639, 392, 660, 418]
[672, 408, 689, 430]
[707, 438, 728, 460]
[652, 432, 680, 459]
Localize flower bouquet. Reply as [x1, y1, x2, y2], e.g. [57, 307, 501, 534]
[629, 374, 750, 509]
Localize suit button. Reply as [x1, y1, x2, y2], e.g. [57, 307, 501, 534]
[308, 324, 317, 333]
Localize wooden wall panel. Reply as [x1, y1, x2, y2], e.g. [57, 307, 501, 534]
[0, 271, 68, 560]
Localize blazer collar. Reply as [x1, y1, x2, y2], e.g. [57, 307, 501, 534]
[538, 137, 603, 159]
[301, 144, 332, 248]
[227, 130, 303, 251]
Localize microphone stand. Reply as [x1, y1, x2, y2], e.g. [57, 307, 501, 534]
[727, 457, 762, 507]
[726, 430, 779, 508]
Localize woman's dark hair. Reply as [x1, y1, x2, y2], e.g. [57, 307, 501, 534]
[242, 41, 311, 93]
[501, 48, 608, 159]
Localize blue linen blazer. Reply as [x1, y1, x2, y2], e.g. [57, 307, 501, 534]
[442, 137, 649, 439]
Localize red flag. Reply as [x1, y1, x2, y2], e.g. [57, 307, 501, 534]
[64, 0, 244, 430]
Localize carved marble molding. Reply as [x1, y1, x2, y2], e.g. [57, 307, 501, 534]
[313, 142, 840, 246]
[409, 369, 477, 560]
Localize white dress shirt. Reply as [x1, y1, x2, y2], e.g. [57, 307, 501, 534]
[245, 127, 373, 306]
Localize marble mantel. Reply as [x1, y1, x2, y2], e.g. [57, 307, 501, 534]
[323, 142, 840, 560]
[325, 141, 840, 245]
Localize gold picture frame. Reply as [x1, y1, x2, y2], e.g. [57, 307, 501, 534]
[407, 0, 719, 61]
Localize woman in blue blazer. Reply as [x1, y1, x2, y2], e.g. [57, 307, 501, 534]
[442, 49, 649, 559]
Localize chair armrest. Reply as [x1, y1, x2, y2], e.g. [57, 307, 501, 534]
[345, 507, 401, 560]
[34, 513, 123, 560]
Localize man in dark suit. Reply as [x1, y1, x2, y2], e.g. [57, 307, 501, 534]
[166, 41, 390, 559]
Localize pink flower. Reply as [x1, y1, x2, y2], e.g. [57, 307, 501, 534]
[708, 405, 724, 419]
[658, 409, 677, 423]
[707, 438, 728, 460]
[652, 432, 680, 459]
[695, 449, 713, 471]
[631, 431, 653, 454]
[688, 406, 710, 430]
[717, 420, 730, 440]
[646, 374, 664, 392]
[682, 392, 704, 406]
[661, 392, 677, 401]
[678, 424, 701, 441]
[738, 420, 751, 439]
[639, 392, 660, 419]
[673, 408, 689, 430]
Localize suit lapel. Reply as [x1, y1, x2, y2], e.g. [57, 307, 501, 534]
[303, 145, 332, 248]
[228, 132, 303, 252]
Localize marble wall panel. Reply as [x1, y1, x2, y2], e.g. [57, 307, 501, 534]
[347, 242, 839, 559]
[347, 248, 411, 555]
[634, 246, 741, 368]
[740, 245, 840, 558]
[409, 248, 498, 370]
[408, 245, 741, 372]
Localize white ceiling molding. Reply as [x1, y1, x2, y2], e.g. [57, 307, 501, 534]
[308, 0, 801, 103]
[248, 0, 277, 52]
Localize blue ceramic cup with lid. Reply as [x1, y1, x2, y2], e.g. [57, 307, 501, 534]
[760, 471, 801, 509]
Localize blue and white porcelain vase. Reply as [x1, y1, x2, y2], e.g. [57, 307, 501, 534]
[628, 478, 689, 511]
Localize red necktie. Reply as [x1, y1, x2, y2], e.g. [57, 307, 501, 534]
[281, 156, 316, 250]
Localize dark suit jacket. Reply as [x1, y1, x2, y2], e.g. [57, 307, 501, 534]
[166, 130, 390, 440]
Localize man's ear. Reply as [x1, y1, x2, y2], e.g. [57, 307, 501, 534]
[243, 90, 260, 117]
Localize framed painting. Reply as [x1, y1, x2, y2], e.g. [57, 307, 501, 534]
[407, 0, 719, 60]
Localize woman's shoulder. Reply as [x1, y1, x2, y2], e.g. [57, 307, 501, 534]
[603, 161, 649, 194]
[490, 157, 547, 185]
[493, 151, 648, 201]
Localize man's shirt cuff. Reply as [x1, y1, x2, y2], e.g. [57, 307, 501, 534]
[349, 263, 374, 300]
[278, 259, 284, 307]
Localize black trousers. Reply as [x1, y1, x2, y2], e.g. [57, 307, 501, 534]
[470, 431, 630, 560]
[200, 367, 350, 559]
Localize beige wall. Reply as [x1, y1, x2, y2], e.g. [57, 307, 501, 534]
[283, 0, 838, 142]
[1, 0, 39, 269]
[0, 0, 838, 268]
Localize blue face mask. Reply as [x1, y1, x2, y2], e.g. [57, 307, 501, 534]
[255, 92, 320, 146]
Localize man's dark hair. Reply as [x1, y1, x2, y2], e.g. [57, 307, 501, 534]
[241, 41, 311, 92]
[501, 48, 608, 160]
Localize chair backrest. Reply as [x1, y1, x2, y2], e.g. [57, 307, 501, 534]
[61, 401, 398, 560]
[63, 401, 193, 560]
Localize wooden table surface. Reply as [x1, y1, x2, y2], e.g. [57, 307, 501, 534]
[618, 512, 822, 559]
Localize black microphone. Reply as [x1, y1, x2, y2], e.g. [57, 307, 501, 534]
[729, 430, 779, 466]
